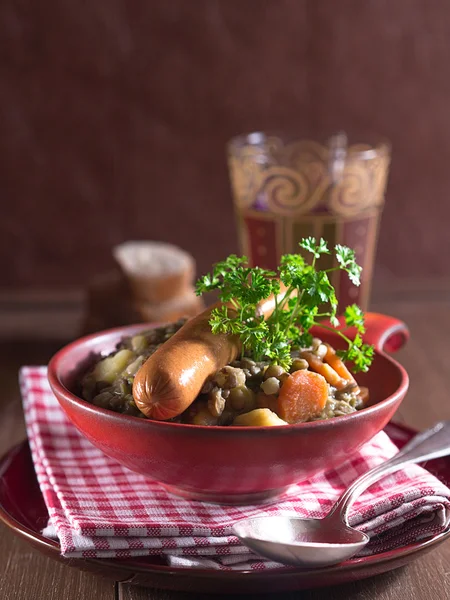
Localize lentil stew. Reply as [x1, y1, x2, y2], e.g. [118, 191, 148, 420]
[80, 320, 368, 426]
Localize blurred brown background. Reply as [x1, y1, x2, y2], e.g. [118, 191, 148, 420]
[1, 0, 449, 292]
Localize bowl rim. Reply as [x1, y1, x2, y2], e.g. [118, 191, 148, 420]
[48, 323, 409, 435]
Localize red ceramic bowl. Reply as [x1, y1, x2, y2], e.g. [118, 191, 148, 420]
[48, 313, 409, 505]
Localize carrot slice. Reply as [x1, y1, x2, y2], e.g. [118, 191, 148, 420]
[300, 351, 344, 389]
[358, 386, 369, 406]
[323, 344, 360, 393]
[277, 370, 329, 424]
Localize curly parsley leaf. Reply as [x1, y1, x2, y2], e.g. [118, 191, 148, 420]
[335, 245, 362, 286]
[337, 334, 374, 373]
[196, 239, 373, 373]
[195, 273, 220, 295]
[300, 237, 330, 259]
[279, 253, 306, 287]
[344, 304, 366, 334]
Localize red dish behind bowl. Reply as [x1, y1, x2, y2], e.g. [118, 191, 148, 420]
[48, 313, 409, 505]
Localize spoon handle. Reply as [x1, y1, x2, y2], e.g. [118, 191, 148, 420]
[328, 421, 450, 522]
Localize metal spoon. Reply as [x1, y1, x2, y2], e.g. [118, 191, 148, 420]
[232, 421, 450, 568]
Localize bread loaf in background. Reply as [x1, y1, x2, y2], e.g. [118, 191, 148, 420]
[81, 242, 204, 334]
[113, 241, 195, 304]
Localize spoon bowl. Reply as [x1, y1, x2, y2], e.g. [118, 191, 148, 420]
[233, 515, 369, 567]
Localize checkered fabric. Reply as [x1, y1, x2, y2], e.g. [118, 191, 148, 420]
[20, 366, 450, 570]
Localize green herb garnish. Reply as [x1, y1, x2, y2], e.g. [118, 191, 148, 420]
[195, 237, 374, 373]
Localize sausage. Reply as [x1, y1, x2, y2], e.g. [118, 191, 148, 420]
[133, 303, 240, 420]
[133, 288, 288, 420]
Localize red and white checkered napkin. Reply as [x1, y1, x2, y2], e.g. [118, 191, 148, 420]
[20, 366, 450, 571]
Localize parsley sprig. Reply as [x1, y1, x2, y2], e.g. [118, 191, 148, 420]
[195, 238, 374, 373]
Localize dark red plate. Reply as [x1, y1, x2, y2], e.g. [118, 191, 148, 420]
[0, 422, 449, 595]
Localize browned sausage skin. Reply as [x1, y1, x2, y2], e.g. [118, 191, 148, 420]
[133, 288, 288, 420]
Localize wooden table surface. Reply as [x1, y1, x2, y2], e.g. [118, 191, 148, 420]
[1, 298, 450, 599]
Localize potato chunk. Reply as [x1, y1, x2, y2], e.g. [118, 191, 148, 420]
[93, 349, 135, 384]
[233, 408, 288, 427]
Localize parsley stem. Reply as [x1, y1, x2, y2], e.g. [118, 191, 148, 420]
[286, 288, 305, 333]
[239, 305, 246, 359]
[229, 298, 240, 311]
[276, 285, 296, 312]
[316, 323, 353, 345]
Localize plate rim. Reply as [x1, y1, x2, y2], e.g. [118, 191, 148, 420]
[1, 423, 450, 584]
